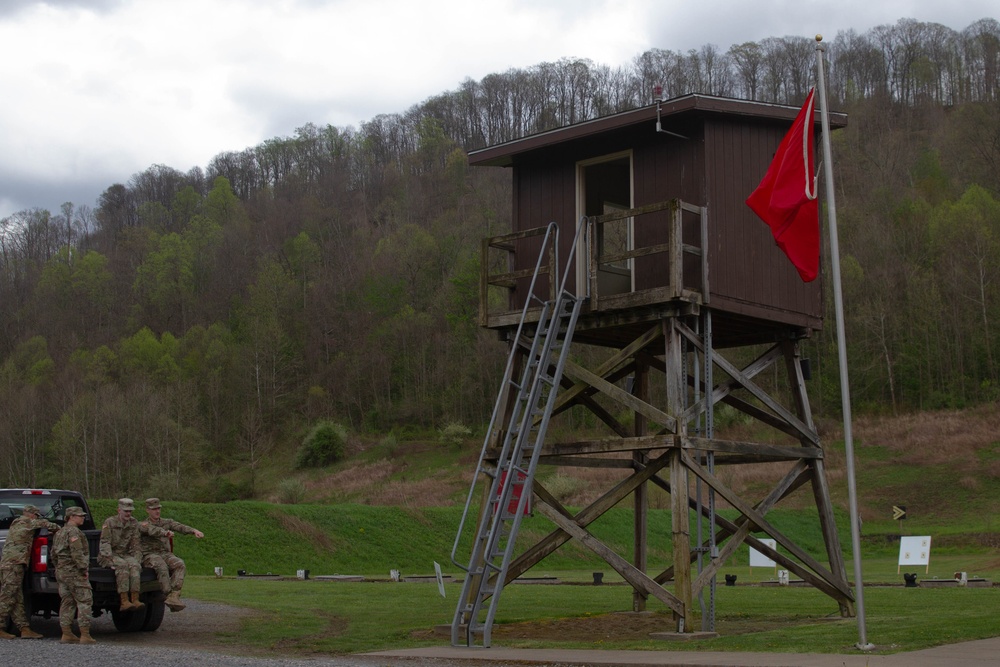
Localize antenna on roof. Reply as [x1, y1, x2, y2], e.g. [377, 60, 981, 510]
[655, 86, 688, 139]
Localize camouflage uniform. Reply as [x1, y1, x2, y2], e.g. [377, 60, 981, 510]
[97, 504, 142, 595]
[0, 505, 59, 637]
[139, 517, 190, 595]
[53, 507, 93, 632]
[140, 498, 202, 612]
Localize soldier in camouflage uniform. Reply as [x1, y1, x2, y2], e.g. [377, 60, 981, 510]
[97, 498, 146, 613]
[139, 498, 204, 612]
[52, 506, 96, 644]
[0, 503, 59, 639]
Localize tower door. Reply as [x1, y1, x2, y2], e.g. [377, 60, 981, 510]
[577, 152, 633, 297]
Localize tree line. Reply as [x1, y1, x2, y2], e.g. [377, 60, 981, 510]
[0, 17, 998, 500]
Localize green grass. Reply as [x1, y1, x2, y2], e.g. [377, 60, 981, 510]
[832, 423, 1000, 530]
[184, 574, 1000, 655]
[86, 499, 1000, 581]
[83, 497, 1000, 655]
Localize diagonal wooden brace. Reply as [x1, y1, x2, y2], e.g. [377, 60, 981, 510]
[534, 497, 685, 617]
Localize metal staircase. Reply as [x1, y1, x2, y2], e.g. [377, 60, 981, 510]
[450, 218, 587, 648]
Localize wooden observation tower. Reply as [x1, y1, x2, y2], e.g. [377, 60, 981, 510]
[450, 94, 853, 646]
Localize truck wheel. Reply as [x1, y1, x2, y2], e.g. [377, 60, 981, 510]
[111, 606, 146, 632]
[140, 593, 165, 632]
[111, 593, 165, 632]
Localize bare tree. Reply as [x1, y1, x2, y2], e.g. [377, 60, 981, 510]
[729, 41, 764, 99]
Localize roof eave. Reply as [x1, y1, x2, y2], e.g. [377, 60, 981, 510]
[468, 94, 848, 167]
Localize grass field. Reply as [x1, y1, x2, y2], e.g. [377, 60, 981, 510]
[184, 572, 1000, 655]
[85, 407, 1000, 657]
[82, 497, 1000, 656]
[86, 499, 1000, 582]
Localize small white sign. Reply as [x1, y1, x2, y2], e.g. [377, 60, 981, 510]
[749, 539, 777, 568]
[898, 535, 932, 570]
[433, 561, 446, 598]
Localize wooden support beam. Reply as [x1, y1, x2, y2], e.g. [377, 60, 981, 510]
[666, 330, 821, 447]
[680, 435, 823, 461]
[554, 362, 636, 415]
[501, 450, 673, 583]
[534, 498, 685, 617]
[809, 458, 854, 616]
[528, 434, 820, 462]
[562, 357, 678, 432]
[471, 307, 851, 633]
[648, 459, 813, 585]
[717, 394, 815, 442]
[633, 361, 649, 612]
[781, 340, 852, 616]
[549, 324, 662, 415]
[568, 390, 631, 437]
[702, 348, 817, 444]
[690, 461, 812, 594]
[670, 449, 692, 627]
[536, 434, 674, 457]
[664, 318, 692, 629]
[681, 450, 853, 600]
[650, 466, 849, 607]
[538, 456, 636, 469]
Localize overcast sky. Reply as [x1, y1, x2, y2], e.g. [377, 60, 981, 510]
[0, 0, 995, 220]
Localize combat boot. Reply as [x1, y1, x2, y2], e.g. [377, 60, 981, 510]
[0, 629, 15, 640]
[130, 591, 145, 610]
[78, 627, 97, 644]
[165, 591, 186, 612]
[60, 627, 79, 643]
[119, 592, 134, 611]
[18, 626, 43, 639]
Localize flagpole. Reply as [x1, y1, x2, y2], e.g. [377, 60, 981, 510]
[815, 35, 873, 651]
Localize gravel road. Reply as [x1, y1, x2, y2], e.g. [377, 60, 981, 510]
[6, 599, 536, 667]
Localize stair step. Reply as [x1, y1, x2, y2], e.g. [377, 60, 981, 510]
[451, 220, 591, 649]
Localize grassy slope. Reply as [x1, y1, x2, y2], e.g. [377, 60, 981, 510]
[86, 405, 1000, 655]
[83, 405, 1000, 580]
[85, 501, 1000, 582]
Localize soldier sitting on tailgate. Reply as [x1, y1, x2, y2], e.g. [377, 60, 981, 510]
[139, 498, 204, 612]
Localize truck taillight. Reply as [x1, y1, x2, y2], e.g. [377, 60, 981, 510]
[31, 535, 48, 573]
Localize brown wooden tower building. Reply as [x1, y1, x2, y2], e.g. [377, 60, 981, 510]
[450, 94, 852, 646]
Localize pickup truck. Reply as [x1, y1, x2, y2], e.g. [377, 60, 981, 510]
[0, 488, 165, 632]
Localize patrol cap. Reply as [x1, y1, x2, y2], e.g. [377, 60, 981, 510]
[65, 506, 87, 518]
[118, 498, 135, 511]
[22, 504, 40, 515]
[145, 498, 161, 509]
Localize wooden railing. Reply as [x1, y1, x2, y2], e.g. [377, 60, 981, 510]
[480, 199, 707, 328]
[589, 199, 707, 312]
[479, 225, 557, 327]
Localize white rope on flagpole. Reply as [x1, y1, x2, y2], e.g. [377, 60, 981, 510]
[814, 34, 873, 652]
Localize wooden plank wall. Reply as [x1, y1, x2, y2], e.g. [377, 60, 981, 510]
[703, 117, 823, 325]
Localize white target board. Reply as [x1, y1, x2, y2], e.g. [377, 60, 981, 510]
[749, 538, 777, 568]
[898, 535, 932, 573]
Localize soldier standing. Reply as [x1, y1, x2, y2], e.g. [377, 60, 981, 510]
[98, 498, 145, 612]
[0, 504, 59, 639]
[139, 498, 204, 612]
[52, 506, 96, 644]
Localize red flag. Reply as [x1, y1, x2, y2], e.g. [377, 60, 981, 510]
[746, 88, 819, 282]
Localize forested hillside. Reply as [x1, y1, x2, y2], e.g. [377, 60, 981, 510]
[1, 18, 998, 501]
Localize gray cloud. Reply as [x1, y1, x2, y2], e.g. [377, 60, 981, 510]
[0, 166, 111, 217]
